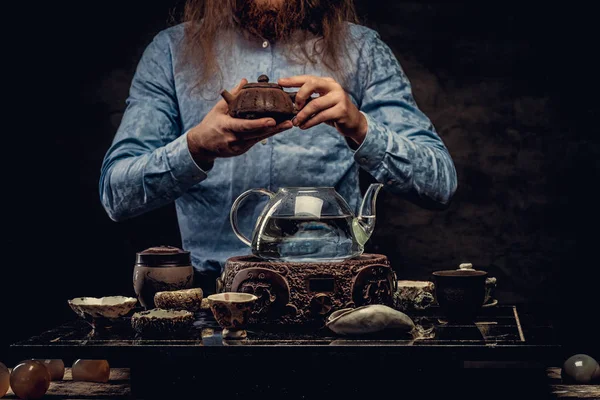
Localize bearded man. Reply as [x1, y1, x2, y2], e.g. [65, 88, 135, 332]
[100, 0, 458, 290]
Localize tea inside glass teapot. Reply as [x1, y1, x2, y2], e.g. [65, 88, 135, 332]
[230, 184, 383, 262]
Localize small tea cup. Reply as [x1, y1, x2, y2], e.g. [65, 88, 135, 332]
[68, 296, 138, 330]
[432, 269, 488, 322]
[206, 292, 257, 339]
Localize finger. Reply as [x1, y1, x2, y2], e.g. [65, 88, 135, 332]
[298, 105, 343, 130]
[216, 78, 248, 112]
[293, 95, 338, 127]
[236, 120, 294, 140]
[226, 117, 276, 132]
[278, 75, 321, 87]
[231, 78, 248, 95]
[294, 79, 337, 110]
[214, 98, 229, 112]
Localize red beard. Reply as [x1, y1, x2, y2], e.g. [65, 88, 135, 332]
[234, 0, 308, 42]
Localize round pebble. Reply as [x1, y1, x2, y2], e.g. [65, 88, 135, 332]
[9, 360, 51, 400]
[33, 360, 64, 381]
[561, 354, 600, 384]
[0, 362, 10, 398]
[72, 359, 110, 383]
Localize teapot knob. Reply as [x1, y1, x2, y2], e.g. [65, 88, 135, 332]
[258, 75, 269, 83]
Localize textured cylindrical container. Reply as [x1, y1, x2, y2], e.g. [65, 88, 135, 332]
[432, 269, 487, 322]
[133, 246, 194, 309]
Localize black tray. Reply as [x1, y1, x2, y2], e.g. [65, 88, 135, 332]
[9, 305, 560, 365]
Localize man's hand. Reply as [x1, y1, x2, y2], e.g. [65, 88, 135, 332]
[278, 75, 368, 145]
[187, 79, 293, 169]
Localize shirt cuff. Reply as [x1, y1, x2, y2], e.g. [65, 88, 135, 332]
[353, 111, 387, 171]
[165, 131, 209, 185]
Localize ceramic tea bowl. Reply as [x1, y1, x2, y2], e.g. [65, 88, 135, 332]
[432, 270, 488, 322]
[68, 296, 138, 329]
[206, 293, 257, 339]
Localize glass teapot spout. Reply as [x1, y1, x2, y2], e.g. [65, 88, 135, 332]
[353, 183, 384, 246]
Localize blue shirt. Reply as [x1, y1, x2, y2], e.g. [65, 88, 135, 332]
[99, 22, 458, 274]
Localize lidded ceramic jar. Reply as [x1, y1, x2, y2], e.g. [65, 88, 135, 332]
[133, 246, 194, 309]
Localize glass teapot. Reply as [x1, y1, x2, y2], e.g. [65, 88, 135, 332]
[230, 184, 384, 262]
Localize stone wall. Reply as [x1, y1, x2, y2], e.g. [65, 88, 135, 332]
[353, 3, 597, 308]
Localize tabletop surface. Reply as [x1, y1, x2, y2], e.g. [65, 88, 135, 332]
[10, 305, 561, 364]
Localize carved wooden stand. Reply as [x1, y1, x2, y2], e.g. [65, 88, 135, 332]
[217, 253, 397, 325]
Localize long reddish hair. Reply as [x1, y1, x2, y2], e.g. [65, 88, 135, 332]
[180, 0, 360, 90]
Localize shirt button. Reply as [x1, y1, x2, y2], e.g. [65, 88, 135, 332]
[359, 157, 368, 164]
[387, 179, 395, 185]
[262, 40, 269, 48]
[261, 139, 267, 145]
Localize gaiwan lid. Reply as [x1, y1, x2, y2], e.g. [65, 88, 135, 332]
[135, 245, 191, 267]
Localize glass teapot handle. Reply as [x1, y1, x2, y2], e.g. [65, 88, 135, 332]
[230, 189, 275, 247]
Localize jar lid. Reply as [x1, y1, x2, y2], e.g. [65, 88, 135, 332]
[135, 245, 191, 267]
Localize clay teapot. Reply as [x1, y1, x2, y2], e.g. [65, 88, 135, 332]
[221, 75, 311, 124]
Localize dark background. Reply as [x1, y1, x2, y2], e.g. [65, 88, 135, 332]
[3, 1, 598, 360]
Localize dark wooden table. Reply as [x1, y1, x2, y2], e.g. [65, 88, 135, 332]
[9, 305, 591, 399]
[3, 368, 598, 399]
[2, 368, 131, 399]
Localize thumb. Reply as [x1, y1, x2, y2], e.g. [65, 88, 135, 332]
[231, 78, 248, 95]
[216, 78, 248, 112]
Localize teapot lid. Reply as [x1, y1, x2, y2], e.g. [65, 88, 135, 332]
[456, 263, 486, 274]
[135, 245, 191, 267]
[242, 75, 282, 89]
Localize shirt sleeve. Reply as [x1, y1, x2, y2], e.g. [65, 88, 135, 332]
[353, 31, 458, 207]
[99, 31, 209, 222]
